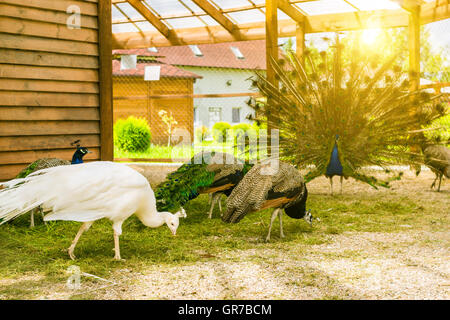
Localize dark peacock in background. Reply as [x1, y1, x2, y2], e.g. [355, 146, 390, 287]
[247, 42, 448, 193]
[6, 141, 91, 227]
[155, 151, 253, 217]
[16, 141, 90, 179]
[222, 161, 312, 241]
[412, 133, 450, 192]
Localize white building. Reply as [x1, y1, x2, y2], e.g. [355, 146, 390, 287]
[156, 40, 268, 128]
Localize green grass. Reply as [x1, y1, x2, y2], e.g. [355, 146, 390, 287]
[0, 191, 447, 299]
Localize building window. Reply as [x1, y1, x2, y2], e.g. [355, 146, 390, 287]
[209, 107, 222, 126]
[230, 46, 245, 59]
[189, 45, 203, 57]
[194, 107, 198, 124]
[232, 108, 240, 123]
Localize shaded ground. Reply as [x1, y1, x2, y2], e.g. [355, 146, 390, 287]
[0, 167, 448, 300]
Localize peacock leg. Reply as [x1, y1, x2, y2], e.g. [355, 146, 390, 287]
[208, 193, 220, 219]
[218, 194, 222, 213]
[39, 207, 46, 225]
[278, 210, 285, 238]
[68, 221, 94, 260]
[30, 209, 35, 228]
[329, 177, 333, 195]
[431, 173, 438, 189]
[437, 173, 443, 192]
[340, 176, 343, 194]
[113, 221, 124, 260]
[265, 208, 279, 242]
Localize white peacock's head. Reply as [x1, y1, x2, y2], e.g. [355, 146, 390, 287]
[165, 208, 187, 235]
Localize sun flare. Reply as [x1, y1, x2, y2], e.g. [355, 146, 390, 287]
[361, 28, 382, 45]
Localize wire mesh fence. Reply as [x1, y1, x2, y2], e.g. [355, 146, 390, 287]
[112, 40, 266, 162]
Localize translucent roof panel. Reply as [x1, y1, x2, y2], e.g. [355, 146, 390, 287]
[181, 0, 207, 13]
[212, 0, 254, 11]
[112, 5, 127, 21]
[166, 16, 206, 28]
[112, 23, 139, 33]
[199, 15, 221, 26]
[144, 0, 193, 17]
[116, 2, 145, 20]
[134, 21, 158, 32]
[227, 9, 266, 24]
[345, 0, 401, 11]
[296, 0, 358, 15]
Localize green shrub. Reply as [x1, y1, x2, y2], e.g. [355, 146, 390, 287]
[114, 116, 151, 152]
[212, 121, 232, 142]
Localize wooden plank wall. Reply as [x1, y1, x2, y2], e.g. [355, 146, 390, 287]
[0, 0, 110, 180]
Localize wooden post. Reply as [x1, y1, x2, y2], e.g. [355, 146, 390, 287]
[266, 0, 278, 87]
[408, 5, 421, 91]
[98, 0, 114, 161]
[296, 21, 306, 65]
[266, 0, 278, 156]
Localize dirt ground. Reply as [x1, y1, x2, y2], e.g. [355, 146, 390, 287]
[2, 166, 445, 300]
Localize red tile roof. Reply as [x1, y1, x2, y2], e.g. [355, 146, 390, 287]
[113, 48, 165, 57]
[113, 40, 271, 70]
[112, 60, 202, 79]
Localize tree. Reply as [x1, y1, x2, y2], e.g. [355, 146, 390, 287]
[158, 109, 178, 147]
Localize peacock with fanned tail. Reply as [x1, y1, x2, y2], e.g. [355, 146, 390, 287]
[155, 151, 252, 217]
[247, 42, 448, 194]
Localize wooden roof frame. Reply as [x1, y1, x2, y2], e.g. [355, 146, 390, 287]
[112, 0, 450, 49]
[191, 0, 243, 40]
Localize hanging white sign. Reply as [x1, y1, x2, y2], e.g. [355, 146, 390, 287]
[144, 65, 161, 81]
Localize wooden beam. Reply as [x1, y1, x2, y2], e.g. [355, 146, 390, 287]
[408, 5, 421, 91]
[98, 0, 113, 161]
[266, 0, 278, 86]
[266, 0, 279, 155]
[112, 3, 450, 49]
[278, 0, 305, 23]
[126, 0, 179, 44]
[420, 0, 450, 24]
[191, 0, 242, 40]
[296, 21, 306, 64]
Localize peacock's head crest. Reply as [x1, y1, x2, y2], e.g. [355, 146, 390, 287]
[72, 145, 91, 164]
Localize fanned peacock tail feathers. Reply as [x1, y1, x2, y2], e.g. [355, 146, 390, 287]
[247, 44, 448, 188]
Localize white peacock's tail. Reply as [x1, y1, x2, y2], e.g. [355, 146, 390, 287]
[0, 165, 75, 224]
[0, 176, 44, 224]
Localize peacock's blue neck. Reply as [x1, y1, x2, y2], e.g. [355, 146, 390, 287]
[71, 150, 85, 164]
[326, 143, 343, 177]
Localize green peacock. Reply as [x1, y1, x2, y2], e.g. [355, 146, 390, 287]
[246, 43, 448, 194]
[155, 151, 252, 216]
